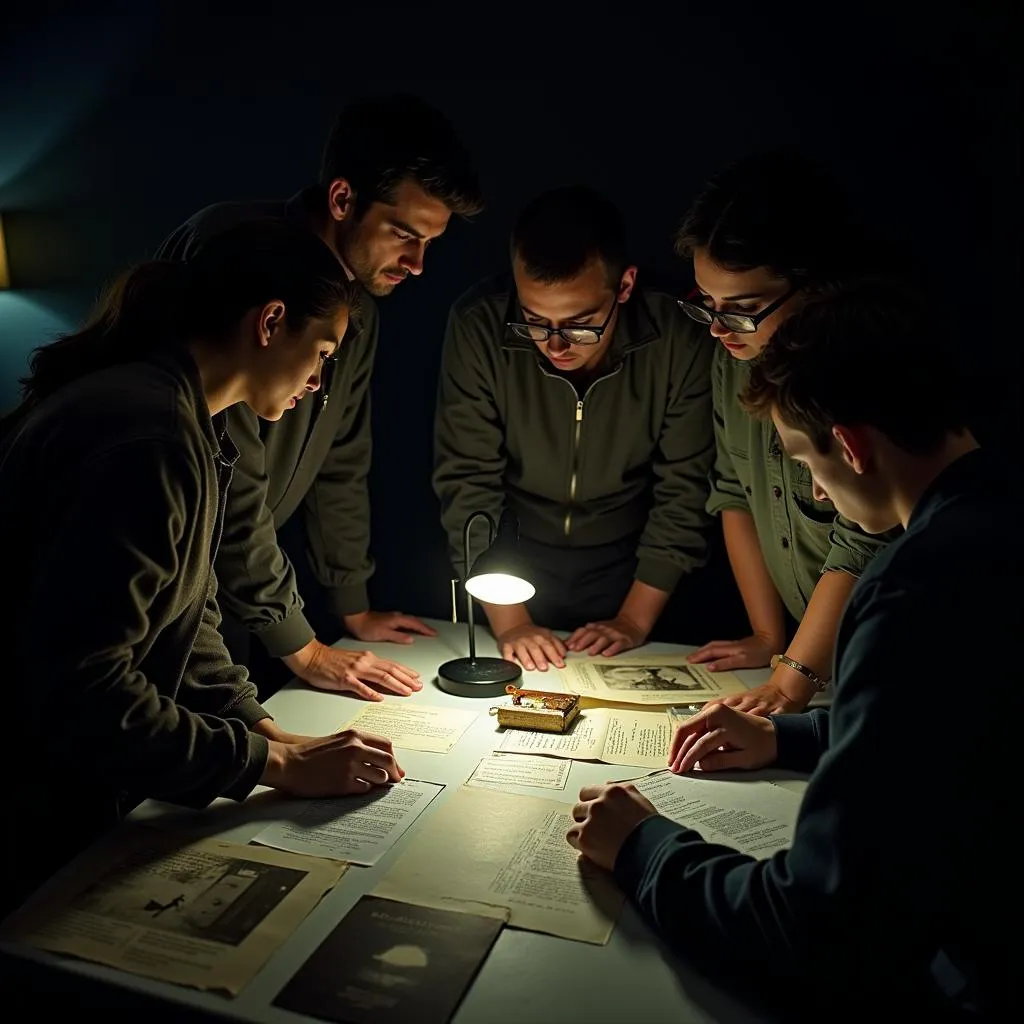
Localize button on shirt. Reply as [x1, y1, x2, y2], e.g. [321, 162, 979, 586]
[705, 344, 892, 621]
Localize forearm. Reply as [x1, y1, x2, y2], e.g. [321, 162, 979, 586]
[722, 509, 786, 646]
[481, 601, 533, 637]
[252, 718, 311, 745]
[618, 580, 671, 636]
[769, 570, 856, 707]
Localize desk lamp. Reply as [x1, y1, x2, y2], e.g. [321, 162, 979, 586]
[437, 508, 534, 697]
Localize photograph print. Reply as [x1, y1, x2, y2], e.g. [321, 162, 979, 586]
[591, 664, 704, 692]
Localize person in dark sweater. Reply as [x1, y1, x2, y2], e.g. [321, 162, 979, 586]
[157, 94, 484, 701]
[0, 221, 404, 917]
[566, 280, 1011, 1019]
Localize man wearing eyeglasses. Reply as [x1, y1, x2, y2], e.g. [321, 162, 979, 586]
[433, 185, 733, 672]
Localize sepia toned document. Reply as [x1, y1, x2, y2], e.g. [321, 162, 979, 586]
[629, 771, 802, 857]
[496, 707, 671, 769]
[251, 779, 444, 866]
[373, 787, 623, 945]
[339, 702, 478, 754]
[0, 824, 345, 995]
[465, 753, 571, 791]
[559, 655, 749, 706]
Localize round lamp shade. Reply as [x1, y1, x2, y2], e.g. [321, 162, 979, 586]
[464, 571, 535, 605]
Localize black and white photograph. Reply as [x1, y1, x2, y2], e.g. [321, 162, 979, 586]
[71, 851, 308, 947]
[591, 664, 705, 692]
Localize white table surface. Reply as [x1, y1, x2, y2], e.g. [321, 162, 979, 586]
[4, 619, 815, 1022]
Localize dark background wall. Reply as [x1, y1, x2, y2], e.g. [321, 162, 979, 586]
[0, 3, 1018, 623]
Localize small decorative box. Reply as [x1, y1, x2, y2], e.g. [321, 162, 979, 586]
[490, 686, 581, 734]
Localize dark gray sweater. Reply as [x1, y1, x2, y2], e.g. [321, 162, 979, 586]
[614, 449, 1013, 1019]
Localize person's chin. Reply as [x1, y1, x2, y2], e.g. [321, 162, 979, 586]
[370, 270, 407, 296]
[547, 355, 582, 371]
[720, 339, 757, 360]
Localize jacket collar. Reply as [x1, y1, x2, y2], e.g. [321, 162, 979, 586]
[151, 346, 239, 467]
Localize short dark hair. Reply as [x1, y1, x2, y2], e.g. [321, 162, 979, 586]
[319, 93, 484, 219]
[675, 151, 865, 288]
[742, 278, 970, 455]
[511, 185, 627, 287]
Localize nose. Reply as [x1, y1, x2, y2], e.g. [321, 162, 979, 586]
[708, 317, 732, 340]
[812, 480, 829, 502]
[546, 333, 571, 355]
[399, 241, 426, 276]
[306, 371, 322, 393]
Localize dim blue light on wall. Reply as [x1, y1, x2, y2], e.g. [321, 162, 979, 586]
[0, 215, 9, 290]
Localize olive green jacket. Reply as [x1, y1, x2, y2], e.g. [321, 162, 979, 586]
[156, 190, 377, 657]
[0, 348, 270, 894]
[433, 273, 716, 592]
[707, 343, 893, 620]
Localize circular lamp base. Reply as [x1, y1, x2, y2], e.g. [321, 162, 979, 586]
[436, 656, 522, 698]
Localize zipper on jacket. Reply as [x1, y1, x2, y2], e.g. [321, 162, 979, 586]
[563, 400, 584, 536]
[538, 364, 622, 538]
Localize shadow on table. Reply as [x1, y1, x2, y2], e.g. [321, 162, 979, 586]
[0, 948, 233, 1019]
[613, 903, 799, 1024]
[134, 785, 399, 839]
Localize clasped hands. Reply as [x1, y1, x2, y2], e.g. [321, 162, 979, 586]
[497, 614, 646, 672]
[566, 702, 779, 870]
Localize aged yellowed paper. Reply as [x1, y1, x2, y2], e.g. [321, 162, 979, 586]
[338, 701, 478, 754]
[559, 655, 749, 706]
[495, 707, 671, 769]
[373, 787, 623, 945]
[0, 824, 345, 995]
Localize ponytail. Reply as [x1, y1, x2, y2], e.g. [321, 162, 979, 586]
[24, 261, 190, 405]
[1, 217, 356, 439]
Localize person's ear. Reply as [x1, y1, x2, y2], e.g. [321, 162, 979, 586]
[326, 178, 355, 223]
[833, 424, 873, 474]
[617, 265, 638, 303]
[258, 300, 287, 346]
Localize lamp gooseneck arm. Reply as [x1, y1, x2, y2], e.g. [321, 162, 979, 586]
[462, 510, 497, 663]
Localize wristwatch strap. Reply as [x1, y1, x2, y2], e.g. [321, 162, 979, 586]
[770, 653, 829, 692]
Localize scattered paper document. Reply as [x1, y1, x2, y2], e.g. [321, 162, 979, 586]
[631, 771, 801, 857]
[560, 655, 748, 706]
[251, 779, 444, 866]
[0, 824, 345, 995]
[466, 753, 570, 791]
[496, 707, 670, 769]
[374, 787, 623, 945]
[339, 701, 478, 754]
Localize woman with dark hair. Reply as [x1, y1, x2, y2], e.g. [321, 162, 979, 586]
[674, 152, 895, 715]
[0, 219, 404, 914]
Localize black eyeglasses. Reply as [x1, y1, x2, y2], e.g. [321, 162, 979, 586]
[507, 296, 617, 347]
[677, 285, 801, 334]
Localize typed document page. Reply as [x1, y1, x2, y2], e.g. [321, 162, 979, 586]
[373, 787, 623, 945]
[251, 779, 444, 866]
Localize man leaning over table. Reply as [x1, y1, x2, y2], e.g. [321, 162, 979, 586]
[433, 185, 743, 674]
[157, 93, 484, 701]
[566, 281, 1013, 1020]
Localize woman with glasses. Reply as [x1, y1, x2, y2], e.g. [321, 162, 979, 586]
[0, 219, 404, 915]
[675, 152, 894, 715]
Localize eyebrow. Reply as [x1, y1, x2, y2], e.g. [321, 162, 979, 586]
[520, 302, 604, 321]
[388, 218, 426, 239]
[698, 288, 764, 302]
